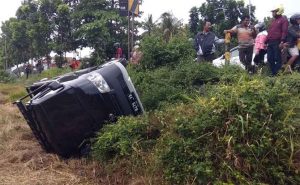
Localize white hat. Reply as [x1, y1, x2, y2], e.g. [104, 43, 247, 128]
[271, 4, 284, 15]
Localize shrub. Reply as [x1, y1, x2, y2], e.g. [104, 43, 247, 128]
[128, 62, 226, 110]
[218, 64, 247, 84]
[276, 73, 300, 94]
[0, 70, 16, 83]
[128, 66, 189, 110]
[170, 61, 221, 87]
[140, 34, 194, 69]
[93, 34, 300, 184]
[92, 116, 161, 162]
[92, 72, 300, 184]
[157, 76, 300, 184]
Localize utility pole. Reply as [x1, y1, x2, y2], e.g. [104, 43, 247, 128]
[131, 13, 134, 52]
[128, 10, 130, 60]
[127, 0, 140, 60]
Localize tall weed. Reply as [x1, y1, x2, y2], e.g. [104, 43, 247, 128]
[157, 76, 300, 184]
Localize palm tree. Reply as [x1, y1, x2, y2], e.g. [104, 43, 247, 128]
[142, 14, 156, 36]
[159, 12, 182, 42]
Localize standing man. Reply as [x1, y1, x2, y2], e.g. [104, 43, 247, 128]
[25, 63, 31, 79]
[194, 21, 224, 62]
[266, 5, 289, 75]
[224, 15, 256, 72]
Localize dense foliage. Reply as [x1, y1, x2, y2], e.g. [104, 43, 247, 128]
[93, 68, 300, 184]
[92, 30, 300, 184]
[0, 0, 132, 69]
[139, 33, 194, 69]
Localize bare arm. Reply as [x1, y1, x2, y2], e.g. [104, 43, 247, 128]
[224, 26, 237, 34]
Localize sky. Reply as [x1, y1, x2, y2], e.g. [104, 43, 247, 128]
[140, 0, 299, 23]
[0, 0, 299, 28]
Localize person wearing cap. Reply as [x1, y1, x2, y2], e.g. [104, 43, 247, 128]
[114, 43, 123, 59]
[194, 21, 224, 62]
[266, 5, 289, 75]
[224, 15, 256, 73]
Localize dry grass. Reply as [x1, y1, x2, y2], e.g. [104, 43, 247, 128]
[0, 79, 159, 185]
[0, 87, 156, 185]
[0, 100, 124, 184]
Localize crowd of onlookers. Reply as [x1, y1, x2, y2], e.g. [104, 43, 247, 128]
[194, 5, 300, 75]
[15, 5, 300, 79]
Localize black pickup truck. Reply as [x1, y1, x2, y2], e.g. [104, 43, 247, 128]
[15, 60, 144, 157]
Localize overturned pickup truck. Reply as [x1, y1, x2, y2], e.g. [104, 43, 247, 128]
[15, 60, 144, 157]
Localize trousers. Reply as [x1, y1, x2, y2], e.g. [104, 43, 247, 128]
[267, 40, 282, 75]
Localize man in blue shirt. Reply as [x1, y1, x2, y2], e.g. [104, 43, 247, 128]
[194, 21, 224, 62]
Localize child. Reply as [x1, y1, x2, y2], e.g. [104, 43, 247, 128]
[253, 22, 268, 67]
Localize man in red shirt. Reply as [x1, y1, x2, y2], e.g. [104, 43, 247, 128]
[114, 43, 123, 59]
[266, 5, 289, 75]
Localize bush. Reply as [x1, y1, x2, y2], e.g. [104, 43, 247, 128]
[92, 32, 300, 185]
[92, 74, 300, 185]
[170, 61, 221, 87]
[157, 76, 300, 184]
[0, 70, 16, 83]
[140, 34, 194, 69]
[218, 64, 248, 83]
[92, 116, 161, 161]
[128, 62, 227, 110]
[130, 67, 185, 110]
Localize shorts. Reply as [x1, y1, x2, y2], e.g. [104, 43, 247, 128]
[288, 46, 299, 56]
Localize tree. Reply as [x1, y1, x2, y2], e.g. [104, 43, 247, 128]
[0, 18, 19, 69]
[159, 12, 182, 43]
[0, 0, 134, 68]
[142, 14, 156, 36]
[35, 0, 60, 58]
[15, 0, 39, 60]
[17, 0, 55, 59]
[53, 3, 73, 67]
[197, 0, 256, 37]
[105, 0, 130, 59]
[72, 0, 110, 63]
[189, 7, 200, 36]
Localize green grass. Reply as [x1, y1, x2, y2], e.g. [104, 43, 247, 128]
[0, 67, 72, 103]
